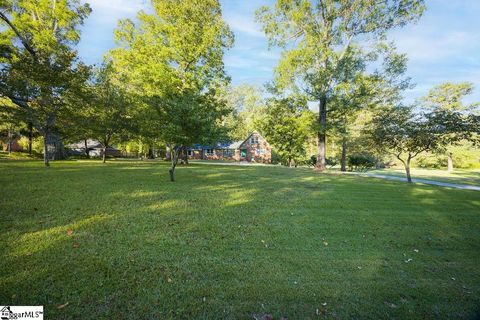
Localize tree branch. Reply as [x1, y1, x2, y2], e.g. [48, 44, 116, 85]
[0, 10, 37, 59]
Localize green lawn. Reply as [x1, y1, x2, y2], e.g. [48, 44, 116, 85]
[368, 167, 480, 186]
[1, 160, 479, 319]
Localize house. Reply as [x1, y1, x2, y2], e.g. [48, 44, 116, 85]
[0, 137, 23, 152]
[67, 139, 122, 158]
[187, 132, 272, 163]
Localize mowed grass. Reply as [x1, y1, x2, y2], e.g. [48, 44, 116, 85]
[1, 160, 479, 319]
[369, 167, 480, 186]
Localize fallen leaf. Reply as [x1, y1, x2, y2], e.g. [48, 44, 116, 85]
[72, 243, 80, 248]
[322, 302, 327, 306]
[67, 229, 74, 236]
[404, 258, 412, 263]
[451, 277, 456, 281]
[384, 301, 398, 309]
[413, 249, 419, 253]
[57, 302, 69, 309]
[167, 277, 172, 283]
[323, 241, 328, 246]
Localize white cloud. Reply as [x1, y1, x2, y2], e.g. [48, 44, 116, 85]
[391, 30, 480, 62]
[224, 14, 265, 38]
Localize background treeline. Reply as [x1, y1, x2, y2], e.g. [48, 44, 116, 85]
[1, 0, 479, 182]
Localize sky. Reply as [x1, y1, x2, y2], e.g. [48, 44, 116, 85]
[77, 0, 480, 105]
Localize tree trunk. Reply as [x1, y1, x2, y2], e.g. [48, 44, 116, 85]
[315, 96, 327, 171]
[447, 152, 453, 172]
[182, 147, 188, 164]
[43, 132, 50, 167]
[102, 147, 107, 163]
[148, 147, 155, 159]
[405, 158, 412, 183]
[7, 128, 12, 154]
[169, 146, 181, 182]
[84, 139, 90, 158]
[28, 122, 33, 155]
[340, 136, 347, 172]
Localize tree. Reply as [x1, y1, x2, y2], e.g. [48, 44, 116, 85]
[256, 0, 425, 170]
[110, 0, 234, 181]
[260, 96, 314, 167]
[225, 84, 266, 141]
[421, 82, 479, 172]
[0, 0, 91, 166]
[330, 43, 412, 171]
[369, 106, 470, 182]
[86, 63, 133, 163]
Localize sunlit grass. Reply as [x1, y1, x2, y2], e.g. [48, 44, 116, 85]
[368, 167, 480, 185]
[1, 160, 479, 319]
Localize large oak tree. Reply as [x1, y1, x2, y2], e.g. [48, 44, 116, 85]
[256, 0, 425, 170]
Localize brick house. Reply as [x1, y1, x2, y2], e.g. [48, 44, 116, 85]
[187, 132, 272, 163]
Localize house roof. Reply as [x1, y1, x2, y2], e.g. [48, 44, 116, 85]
[187, 131, 265, 150]
[67, 139, 119, 150]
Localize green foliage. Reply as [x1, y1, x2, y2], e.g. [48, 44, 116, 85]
[0, 0, 92, 165]
[110, 0, 234, 179]
[368, 105, 472, 181]
[89, 63, 133, 148]
[421, 82, 479, 111]
[255, 0, 425, 168]
[347, 154, 376, 172]
[224, 84, 266, 140]
[259, 96, 314, 166]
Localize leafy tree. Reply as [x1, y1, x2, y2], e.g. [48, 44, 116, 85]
[86, 63, 133, 163]
[260, 96, 314, 167]
[110, 0, 234, 181]
[0, 0, 91, 166]
[225, 84, 266, 140]
[256, 0, 425, 170]
[421, 82, 479, 171]
[369, 106, 470, 182]
[329, 44, 412, 171]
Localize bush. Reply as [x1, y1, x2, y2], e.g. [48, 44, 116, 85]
[306, 155, 338, 168]
[347, 154, 375, 172]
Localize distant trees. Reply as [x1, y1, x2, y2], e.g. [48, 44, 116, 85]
[225, 84, 266, 141]
[369, 106, 471, 182]
[110, 0, 233, 181]
[420, 82, 479, 171]
[256, 0, 425, 170]
[260, 97, 314, 167]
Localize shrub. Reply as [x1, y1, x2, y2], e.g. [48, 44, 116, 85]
[347, 154, 376, 172]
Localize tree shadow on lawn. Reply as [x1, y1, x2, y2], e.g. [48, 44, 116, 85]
[1, 161, 479, 319]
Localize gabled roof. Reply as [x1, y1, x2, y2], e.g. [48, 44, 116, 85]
[187, 131, 266, 150]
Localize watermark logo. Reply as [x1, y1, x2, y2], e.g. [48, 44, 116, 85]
[0, 306, 43, 320]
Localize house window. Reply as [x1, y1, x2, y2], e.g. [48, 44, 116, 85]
[240, 149, 247, 157]
[187, 150, 193, 156]
[224, 149, 234, 157]
[250, 136, 259, 144]
[256, 148, 265, 155]
[205, 149, 214, 155]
